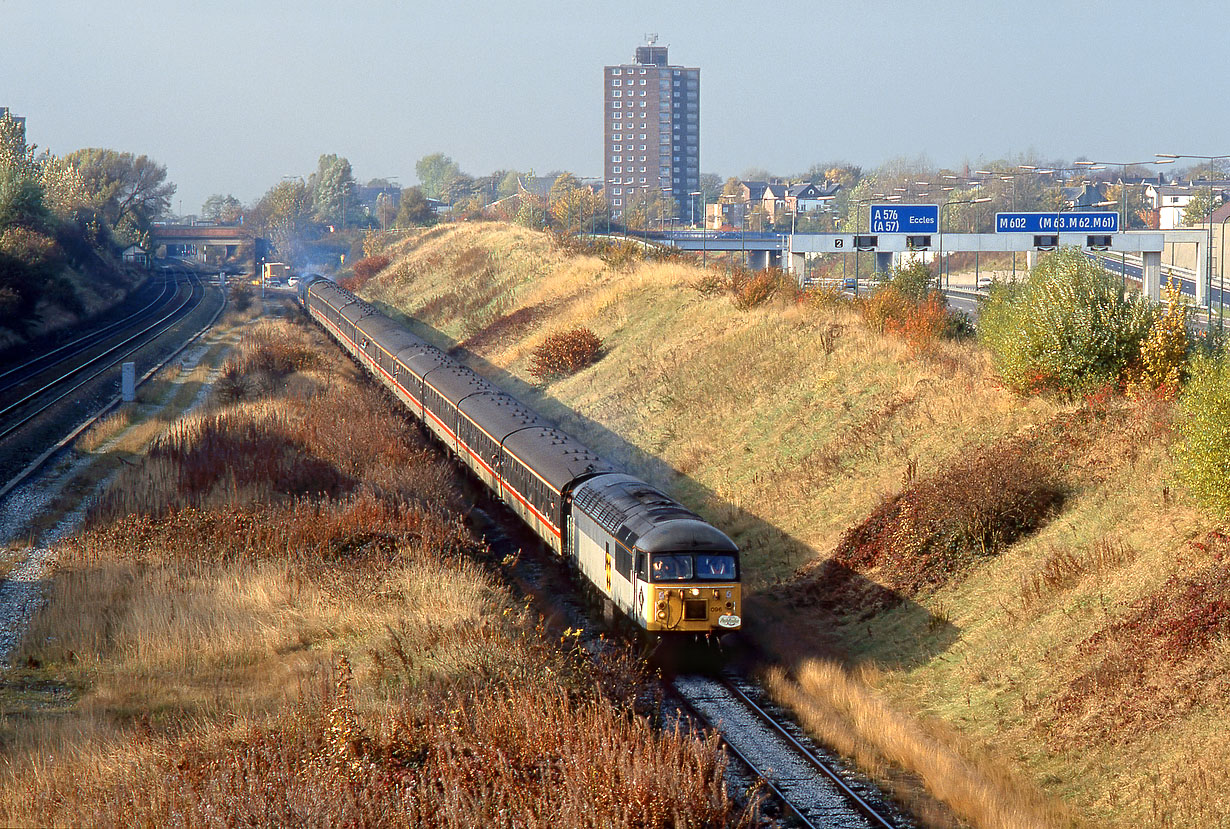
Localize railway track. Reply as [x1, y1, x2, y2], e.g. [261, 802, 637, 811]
[0, 266, 176, 394]
[671, 672, 905, 828]
[0, 266, 204, 443]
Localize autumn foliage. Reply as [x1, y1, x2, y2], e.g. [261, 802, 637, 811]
[339, 254, 390, 291]
[528, 327, 604, 380]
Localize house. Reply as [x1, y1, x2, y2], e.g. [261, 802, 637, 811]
[121, 244, 150, 269]
[1059, 181, 1110, 209]
[1145, 184, 1195, 229]
[787, 182, 841, 214]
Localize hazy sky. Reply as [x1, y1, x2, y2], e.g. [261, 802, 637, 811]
[4, 0, 1228, 214]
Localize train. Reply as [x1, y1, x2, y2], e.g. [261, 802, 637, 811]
[298, 275, 741, 638]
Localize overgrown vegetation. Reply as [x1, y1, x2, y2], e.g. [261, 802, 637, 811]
[1174, 352, 1230, 519]
[978, 247, 1154, 396]
[528, 326, 604, 380]
[830, 439, 1064, 596]
[2, 318, 751, 826]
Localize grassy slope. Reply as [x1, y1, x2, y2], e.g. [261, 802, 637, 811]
[363, 223, 1228, 828]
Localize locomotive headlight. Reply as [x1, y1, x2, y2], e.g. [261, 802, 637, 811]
[656, 610, 667, 620]
[688, 588, 700, 597]
[725, 602, 733, 610]
[656, 601, 666, 611]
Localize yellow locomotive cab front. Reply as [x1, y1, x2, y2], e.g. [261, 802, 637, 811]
[642, 551, 741, 633]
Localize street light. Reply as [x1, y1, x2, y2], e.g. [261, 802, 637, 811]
[1156, 152, 1230, 319]
[938, 197, 991, 290]
[1072, 159, 1174, 230]
[688, 190, 705, 266]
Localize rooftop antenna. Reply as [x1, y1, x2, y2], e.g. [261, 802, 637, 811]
[644, 32, 658, 45]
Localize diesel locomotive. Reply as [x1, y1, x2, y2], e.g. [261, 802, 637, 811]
[299, 276, 741, 637]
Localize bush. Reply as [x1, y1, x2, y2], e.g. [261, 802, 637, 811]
[977, 247, 1153, 397]
[1174, 354, 1230, 519]
[338, 254, 390, 292]
[834, 439, 1064, 595]
[1127, 279, 1190, 398]
[882, 259, 936, 302]
[528, 327, 604, 380]
[885, 292, 948, 353]
[857, 285, 911, 334]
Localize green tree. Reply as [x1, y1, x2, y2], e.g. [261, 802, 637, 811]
[1183, 187, 1224, 226]
[497, 170, 523, 198]
[309, 154, 355, 226]
[201, 193, 243, 223]
[66, 148, 174, 245]
[393, 186, 435, 227]
[415, 153, 462, 201]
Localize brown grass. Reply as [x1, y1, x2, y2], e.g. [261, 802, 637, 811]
[0, 316, 750, 826]
[354, 221, 1230, 827]
[767, 661, 1077, 829]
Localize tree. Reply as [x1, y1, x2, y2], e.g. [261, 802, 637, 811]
[375, 192, 397, 230]
[1183, 188, 1224, 227]
[622, 189, 677, 231]
[415, 153, 462, 201]
[66, 148, 174, 245]
[497, 170, 523, 198]
[201, 193, 243, 224]
[251, 178, 312, 256]
[698, 173, 722, 203]
[549, 174, 602, 231]
[309, 154, 355, 226]
[394, 186, 435, 227]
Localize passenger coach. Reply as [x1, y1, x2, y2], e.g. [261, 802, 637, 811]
[299, 276, 742, 636]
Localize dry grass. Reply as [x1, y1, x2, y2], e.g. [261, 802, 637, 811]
[0, 314, 750, 826]
[767, 661, 1078, 828]
[359, 221, 1230, 827]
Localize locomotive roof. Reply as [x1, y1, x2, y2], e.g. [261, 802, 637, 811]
[459, 391, 546, 440]
[571, 473, 738, 554]
[502, 427, 614, 491]
[426, 364, 499, 406]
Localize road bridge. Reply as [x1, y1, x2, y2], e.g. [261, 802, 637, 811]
[643, 228, 1216, 307]
[150, 224, 257, 263]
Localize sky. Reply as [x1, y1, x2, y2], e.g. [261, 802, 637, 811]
[3, 0, 1229, 215]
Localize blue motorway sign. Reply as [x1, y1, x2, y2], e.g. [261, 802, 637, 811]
[995, 212, 1119, 233]
[869, 204, 938, 234]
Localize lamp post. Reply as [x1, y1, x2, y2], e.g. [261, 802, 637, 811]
[1156, 153, 1230, 323]
[938, 197, 991, 290]
[1219, 209, 1230, 338]
[1073, 159, 1174, 231]
[688, 190, 705, 266]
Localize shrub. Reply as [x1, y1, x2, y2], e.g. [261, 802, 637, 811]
[834, 439, 1064, 595]
[857, 285, 911, 334]
[339, 254, 389, 292]
[1127, 279, 1190, 398]
[882, 259, 936, 302]
[528, 327, 604, 380]
[978, 247, 1154, 396]
[1174, 353, 1230, 519]
[885, 292, 948, 353]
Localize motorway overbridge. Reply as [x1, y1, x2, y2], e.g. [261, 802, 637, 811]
[645, 228, 1212, 306]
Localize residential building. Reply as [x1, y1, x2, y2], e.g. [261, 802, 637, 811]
[1145, 181, 1230, 229]
[603, 41, 699, 223]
